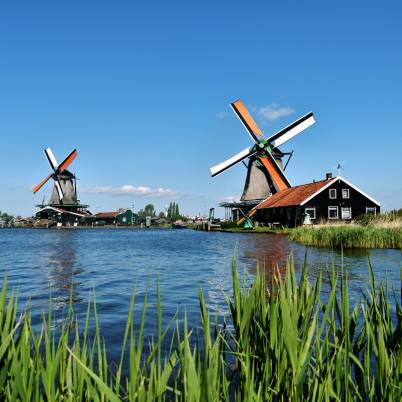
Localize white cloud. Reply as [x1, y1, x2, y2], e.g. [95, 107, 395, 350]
[79, 185, 178, 198]
[255, 103, 294, 122]
[216, 111, 227, 119]
[222, 195, 239, 202]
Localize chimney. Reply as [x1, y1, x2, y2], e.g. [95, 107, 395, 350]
[326, 172, 333, 180]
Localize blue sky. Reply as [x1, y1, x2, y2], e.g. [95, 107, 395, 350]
[1, 1, 401, 217]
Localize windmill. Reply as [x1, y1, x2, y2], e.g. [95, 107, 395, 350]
[210, 99, 316, 224]
[33, 148, 89, 226]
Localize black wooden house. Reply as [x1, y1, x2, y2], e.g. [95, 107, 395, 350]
[255, 174, 380, 227]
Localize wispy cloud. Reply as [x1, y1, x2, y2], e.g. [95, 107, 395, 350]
[255, 103, 294, 122]
[222, 195, 239, 202]
[216, 111, 227, 119]
[79, 185, 178, 198]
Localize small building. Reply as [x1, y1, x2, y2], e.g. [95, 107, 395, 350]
[36, 206, 93, 227]
[94, 209, 134, 226]
[255, 174, 380, 227]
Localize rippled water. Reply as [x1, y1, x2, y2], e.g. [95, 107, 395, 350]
[0, 228, 401, 362]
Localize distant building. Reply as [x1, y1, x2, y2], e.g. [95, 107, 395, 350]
[255, 174, 380, 227]
[94, 209, 134, 226]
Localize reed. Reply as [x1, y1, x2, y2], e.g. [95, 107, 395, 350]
[289, 225, 402, 249]
[0, 258, 401, 400]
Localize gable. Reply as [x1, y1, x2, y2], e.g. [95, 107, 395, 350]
[300, 177, 380, 206]
[256, 179, 329, 209]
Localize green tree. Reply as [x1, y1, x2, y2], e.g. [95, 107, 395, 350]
[166, 202, 181, 220]
[144, 204, 156, 217]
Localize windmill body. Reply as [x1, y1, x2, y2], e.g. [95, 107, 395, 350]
[33, 148, 90, 227]
[48, 170, 77, 205]
[211, 99, 315, 223]
[240, 151, 284, 201]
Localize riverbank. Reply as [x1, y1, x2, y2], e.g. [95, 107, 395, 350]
[220, 218, 402, 249]
[221, 226, 288, 234]
[0, 259, 400, 400]
[289, 224, 402, 249]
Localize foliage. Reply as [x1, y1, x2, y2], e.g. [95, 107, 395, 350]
[354, 210, 402, 227]
[289, 225, 402, 249]
[0, 259, 402, 400]
[144, 203, 156, 217]
[137, 204, 156, 222]
[220, 221, 240, 229]
[0, 211, 15, 225]
[167, 202, 181, 221]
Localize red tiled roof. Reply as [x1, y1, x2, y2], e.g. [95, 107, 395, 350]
[95, 211, 120, 219]
[256, 179, 330, 209]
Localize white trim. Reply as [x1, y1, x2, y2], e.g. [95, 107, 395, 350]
[366, 207, 377, 215]
[305, 206, 316, 219]
[328, 206, 338, 219]
[301, 176, 381, 206]
[342, 188, 350, 199]
[337, 176, 381, 206]
[341, 207, 352, 220]
[301, 178, 338, 206]
[37, 206, 86, 217]
[329, 188, 337, 199]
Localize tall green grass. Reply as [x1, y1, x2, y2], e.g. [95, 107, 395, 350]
[289, 225, 402, 249]
[1, 259, 401, 400]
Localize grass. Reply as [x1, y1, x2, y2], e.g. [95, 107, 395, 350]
[218, 210, 402, 249]
[1, 259, 402, 400]
[289, 225, 402, 249]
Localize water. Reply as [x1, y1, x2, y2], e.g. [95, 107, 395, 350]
[0, 228, 401, 362]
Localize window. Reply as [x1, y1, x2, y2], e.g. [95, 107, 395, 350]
[328, 206, 338, 219]
[329, 189, 337, 199]
[305, 207, 316, 220]
[341, 207, 352, 220]
[342, 189, 350, 199]
[366, 207, 376, 215]
[287, 208, 292, 220]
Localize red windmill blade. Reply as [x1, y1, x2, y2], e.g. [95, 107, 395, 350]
[32, 148, 78, 200]
[58, 149, 77, 173]
[210, 98, 315, 223]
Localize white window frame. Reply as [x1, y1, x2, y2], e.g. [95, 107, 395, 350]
[304, 207, 316, 220]
[329, 189, 337, 199]
[341, 207, 352, 220]
[366, 207, 376, 215]
[328, 206, 338, 219]
[342, 189, 350, 199]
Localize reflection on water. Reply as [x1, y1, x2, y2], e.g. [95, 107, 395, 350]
[0, 229, 400, 362]
[241, 234, 291, 270]
[45, 230, 83, 309]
